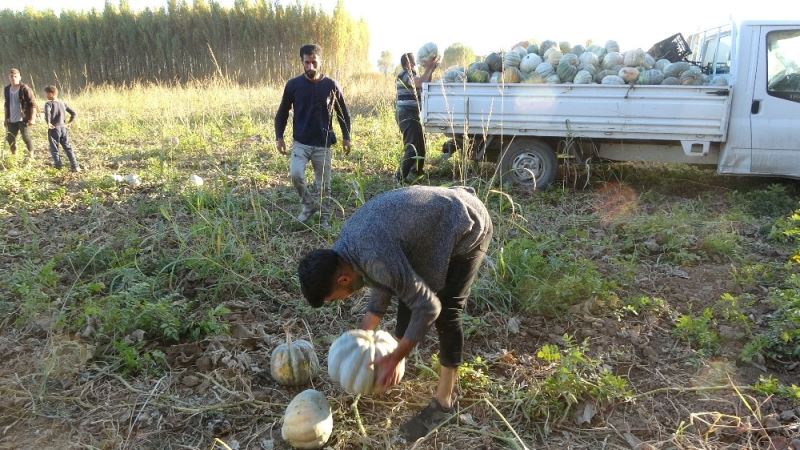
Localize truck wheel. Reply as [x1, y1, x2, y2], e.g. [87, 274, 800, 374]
[499, 139, 557, 189]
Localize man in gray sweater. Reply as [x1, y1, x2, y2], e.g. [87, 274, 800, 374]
[298, 185, 493, 440]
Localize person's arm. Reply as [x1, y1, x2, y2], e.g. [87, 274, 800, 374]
[43, 103, 52, 128]
[332, 82, 351, 154]
[274, 81, 293, 154]
[412, 57, 440, 89]
[65, 103, 76, 123]
[25, 85, 37, 125]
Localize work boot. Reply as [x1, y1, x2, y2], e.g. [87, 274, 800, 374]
[399, 398, 456, 441]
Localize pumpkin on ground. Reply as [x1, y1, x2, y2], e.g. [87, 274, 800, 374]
[271, 328, 320, 386]
[605, 40, 620, 53]
[327, 330, 406, 395]
[282, 389, 333, 449]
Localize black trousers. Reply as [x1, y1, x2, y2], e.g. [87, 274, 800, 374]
[396, 106, 425, 179]
[5, 121, 33, 156]
[395, 232, 492, 367]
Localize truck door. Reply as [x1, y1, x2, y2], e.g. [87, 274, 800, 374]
[750, 26, 800, 177]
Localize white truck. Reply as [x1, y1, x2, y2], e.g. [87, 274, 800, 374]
[421, 20, 800, 188]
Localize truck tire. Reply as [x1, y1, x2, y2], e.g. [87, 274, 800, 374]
[499, 138, 557, 189]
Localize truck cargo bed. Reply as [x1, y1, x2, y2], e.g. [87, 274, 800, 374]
[421, 83, 732, 143]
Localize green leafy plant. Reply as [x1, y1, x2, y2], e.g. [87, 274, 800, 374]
[673, 308, 719, 355]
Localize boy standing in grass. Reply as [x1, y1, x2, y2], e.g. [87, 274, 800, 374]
[3, 68, 37, 159]
[275, 44, 351, 227]
[43, 85, 80, 172]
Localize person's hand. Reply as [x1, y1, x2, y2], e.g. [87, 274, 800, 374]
[423, 56, 440, 72]
[374, 353, 403, 393]
[276, 138, 287, 155]
[342, 139, 352, 156]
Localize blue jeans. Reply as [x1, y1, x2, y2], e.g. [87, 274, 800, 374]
[48, 126, 79, 169]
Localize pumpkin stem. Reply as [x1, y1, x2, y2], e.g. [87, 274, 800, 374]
[283, 322, 293, 347]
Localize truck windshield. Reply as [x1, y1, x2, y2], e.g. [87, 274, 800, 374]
[767, 29, 800, 103]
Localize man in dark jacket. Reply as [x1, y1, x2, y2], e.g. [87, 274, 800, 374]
[275, 44, 351, 227]
[297, 185, 493, 441]
[4, 68, 37, 158]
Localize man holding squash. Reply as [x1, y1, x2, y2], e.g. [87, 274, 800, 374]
[297, 185, 493, 440]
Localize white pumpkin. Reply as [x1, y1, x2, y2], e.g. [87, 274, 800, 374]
[623, 48, 646, 67]
[601, 75, 625, 85]
[605, 40, 620, 53]
[544, 47, 563, 66]
[417, 42, 439, 65]
[327, 329, 405, 395]
[188, 174, 204, 186]
[124, 174, 141, 187]
[573, 70, 594, 84]
[281, 389, 333, 449]
[271, 330, 320, 386]
[602, 52, 624, 70]
[618, 67, 640, 83]
[519, 53, 542, 73]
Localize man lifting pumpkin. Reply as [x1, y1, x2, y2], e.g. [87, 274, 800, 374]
[297, 185, 493, 441]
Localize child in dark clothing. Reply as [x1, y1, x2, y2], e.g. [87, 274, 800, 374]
[43, 85, 80, 172]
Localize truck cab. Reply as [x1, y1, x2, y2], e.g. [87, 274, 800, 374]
[713, 21, 800, 178]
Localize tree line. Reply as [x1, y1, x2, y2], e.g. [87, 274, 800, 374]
[0, 0, 370, 90]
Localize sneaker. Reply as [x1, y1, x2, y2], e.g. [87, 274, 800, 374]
[399, 398, 455, 441]
[296, 205, 318, 223]
[70, 166, 82, 173]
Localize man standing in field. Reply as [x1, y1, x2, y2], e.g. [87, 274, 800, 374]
[275, 44, 352, 227]
[4, 68, 37, 159]
[395, 52, 437, 182]
[297, 185, 493, 441]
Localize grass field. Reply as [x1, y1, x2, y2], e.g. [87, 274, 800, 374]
[1, 77, 799, 449]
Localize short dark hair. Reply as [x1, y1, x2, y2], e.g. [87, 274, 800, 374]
[9, 68, 20, 75]
[44, 85, 58, 94]
[400, 53, 415, 69]
[298, 249, 340, 307]
[300, 44, 322, 59]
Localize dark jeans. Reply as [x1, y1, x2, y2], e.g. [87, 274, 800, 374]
[48, 126, 79, 169]
[5, 121, 33, 156]
[396, 106, 425, 179]
[395, 232, 492, 367]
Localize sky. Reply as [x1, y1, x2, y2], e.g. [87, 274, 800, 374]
[3, 0, 794, 70]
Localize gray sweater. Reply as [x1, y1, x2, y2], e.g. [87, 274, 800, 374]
[332, 186, 492, 342]
[43, 99, 75, 128]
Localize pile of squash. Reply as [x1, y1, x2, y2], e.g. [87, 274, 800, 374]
[418, 40, 729, 86]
